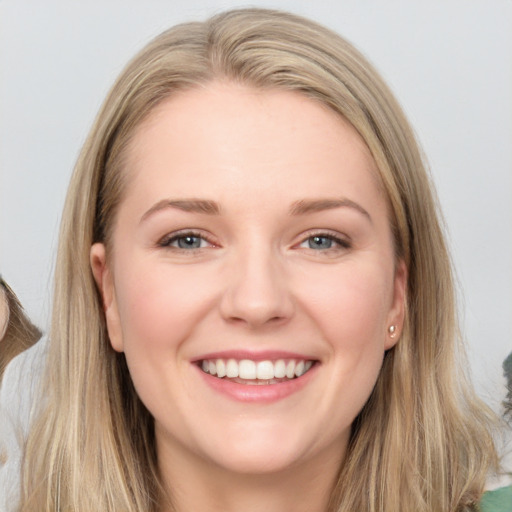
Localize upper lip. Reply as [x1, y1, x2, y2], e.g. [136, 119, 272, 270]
[191, 350, 317, 362]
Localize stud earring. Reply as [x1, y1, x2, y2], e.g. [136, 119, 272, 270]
[388, 325, 397, 338]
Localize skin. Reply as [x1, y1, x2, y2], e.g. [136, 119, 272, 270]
[91, 82, 407, 512]
[0, 287, 8, 341]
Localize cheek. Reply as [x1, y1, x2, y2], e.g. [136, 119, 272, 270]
[113, 259, 220, 356]
[298, 262, 392, 394]
[111, 261, 218, 419]
[304, 264, 393, 414]
[299, 263, 393, 349]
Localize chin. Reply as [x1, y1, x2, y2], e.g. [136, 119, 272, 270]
[208, 442, 306, 476]
[188, 419, 330, 476]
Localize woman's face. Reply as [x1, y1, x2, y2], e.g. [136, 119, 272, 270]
[91, 83, 406, 478]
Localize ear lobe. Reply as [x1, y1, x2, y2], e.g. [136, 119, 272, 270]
[385, 259, 408, 350]
[90, 243, 124, 352]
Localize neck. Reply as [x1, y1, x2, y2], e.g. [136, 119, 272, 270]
[158, 438, 344, 512]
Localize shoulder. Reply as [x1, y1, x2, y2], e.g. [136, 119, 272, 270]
[1, 336, 47, 415]
[0, 335, 47, 433]
[480, 486, 512, 512]
[0, 336, 47, 512]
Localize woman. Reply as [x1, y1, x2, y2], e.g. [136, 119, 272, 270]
[13, 8, 503, 511]
[0, 278, 42, 509]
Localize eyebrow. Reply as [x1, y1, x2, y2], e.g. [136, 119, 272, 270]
[140, 197, 371, 223]
[289, 198, 371, 221]
[140, 198, 221, 222]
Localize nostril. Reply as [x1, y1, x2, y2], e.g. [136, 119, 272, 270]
[225, 313, 290, 329]
[218, 260, 295, 327]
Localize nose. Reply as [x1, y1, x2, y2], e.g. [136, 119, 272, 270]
[219, 247, 294, 329]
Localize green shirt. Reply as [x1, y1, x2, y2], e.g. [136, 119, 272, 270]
[480, 486, 512, 512]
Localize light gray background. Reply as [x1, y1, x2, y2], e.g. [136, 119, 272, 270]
[1, 0, 511, 409]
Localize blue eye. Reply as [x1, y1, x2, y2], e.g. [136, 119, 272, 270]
[160, 232, 211, 250]
[307, 236, 334, 250]
[174, 235, 204, 249]
[299, 234, 350, 251]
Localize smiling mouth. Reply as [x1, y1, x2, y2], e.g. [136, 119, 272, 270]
[199, 358, 315, 385]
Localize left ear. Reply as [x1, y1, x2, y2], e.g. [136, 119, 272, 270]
[384, 258, 407, 350]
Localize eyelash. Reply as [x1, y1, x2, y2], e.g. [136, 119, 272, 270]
[158, 230, 215, 251]
[157, 230, 351, 253]
[297, 231, 351, 252]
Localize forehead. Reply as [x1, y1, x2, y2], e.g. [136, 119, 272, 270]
[120, 82, 385, 217]
[130, 82, 377, 167]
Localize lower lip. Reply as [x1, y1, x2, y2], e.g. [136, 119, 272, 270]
[195, 364, 317, 403]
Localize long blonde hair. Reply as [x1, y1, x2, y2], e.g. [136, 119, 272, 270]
[21, 9, 498, 511]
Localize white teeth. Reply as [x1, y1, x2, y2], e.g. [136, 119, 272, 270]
[256, 360, 274, 380]
[285, 360, 295, 379]
[239, 360, 256, 379]
[226, 359, 238, 378]
[200, 358, 314, 381]
[216, 359, 226, 378]
[274, 359, 286, 378]
[294, 360, 305, 377]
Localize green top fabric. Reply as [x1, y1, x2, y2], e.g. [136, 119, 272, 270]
[480, 486, 512, 512]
